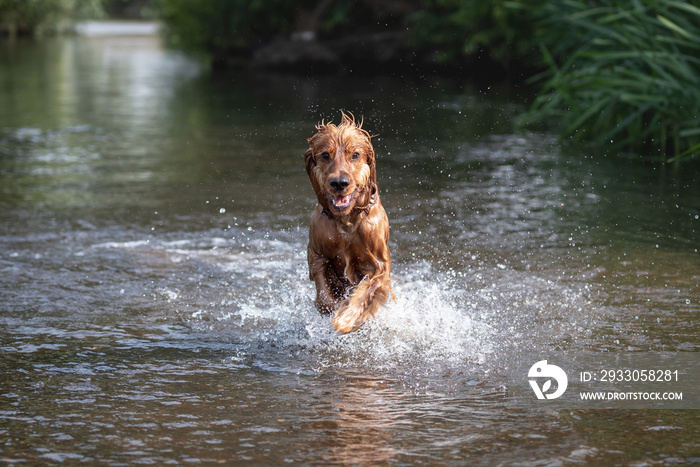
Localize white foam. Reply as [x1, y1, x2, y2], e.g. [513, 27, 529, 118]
[92, 240, 151, 249]
[209, 261, 495, 375]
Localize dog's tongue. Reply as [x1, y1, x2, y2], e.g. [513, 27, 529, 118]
[334, 194, 352, 207]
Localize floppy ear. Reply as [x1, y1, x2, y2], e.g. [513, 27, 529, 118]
[355, 138, 379, 211]
[304, 146, 316, 179]
[305, 146, 331, 210]
[353, 115, 378, 199]
[367, 144, 378, 197]
[304, 146, 320, 195]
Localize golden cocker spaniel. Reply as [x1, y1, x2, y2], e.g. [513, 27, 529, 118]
[304, 112, 394, 333]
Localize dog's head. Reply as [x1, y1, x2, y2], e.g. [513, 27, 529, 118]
[304, 112, 377, 216]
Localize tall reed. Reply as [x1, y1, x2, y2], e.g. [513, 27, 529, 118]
[524, 0, 700, 162]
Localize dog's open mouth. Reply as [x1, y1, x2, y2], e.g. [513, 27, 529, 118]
[330, 191, 355, 210]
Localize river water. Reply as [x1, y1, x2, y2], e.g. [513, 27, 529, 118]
[1, 34, 698, 465]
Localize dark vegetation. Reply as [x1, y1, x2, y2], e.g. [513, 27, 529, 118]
[1, 0, 698, 163]
[0, 0, 103, 36]
[157, 0, 544, 78]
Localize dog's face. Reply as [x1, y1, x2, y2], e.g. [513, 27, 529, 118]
[305, 113, 377, 216]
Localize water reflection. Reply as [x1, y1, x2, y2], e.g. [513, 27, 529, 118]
[298, 374, 401, 465]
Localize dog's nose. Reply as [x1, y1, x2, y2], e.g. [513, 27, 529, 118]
[329, 177, 350, 192]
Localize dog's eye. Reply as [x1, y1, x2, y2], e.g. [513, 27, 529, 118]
[351, 152, 360, 160]
[320, 152, 330, 161]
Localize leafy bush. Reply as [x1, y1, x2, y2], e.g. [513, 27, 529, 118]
[524, 0, 700, 162]
[156, 0, 544, 72]
[157, 0, 321, 60]
[409, 0, 546, 69]
[0, 0, 103, 36]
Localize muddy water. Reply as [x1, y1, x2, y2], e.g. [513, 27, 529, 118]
[1, 35, 698, 465]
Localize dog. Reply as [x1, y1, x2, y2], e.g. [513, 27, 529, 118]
[304, 112, 394, 333]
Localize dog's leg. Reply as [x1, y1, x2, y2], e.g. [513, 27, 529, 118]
[308, 246, 343, 314]
[332, 271, 391, 333]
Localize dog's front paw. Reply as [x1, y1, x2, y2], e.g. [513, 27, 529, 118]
[332, 300, 367, 334]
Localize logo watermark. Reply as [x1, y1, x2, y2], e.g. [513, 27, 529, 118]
[508, 352, 699, 409]
[528, 360, 568, 400]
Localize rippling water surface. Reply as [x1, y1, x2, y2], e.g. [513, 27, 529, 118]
[1, 34, 699, 465]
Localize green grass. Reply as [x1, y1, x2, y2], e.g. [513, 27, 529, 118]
[523, 0, 700, 163]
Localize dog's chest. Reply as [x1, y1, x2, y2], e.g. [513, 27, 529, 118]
[317, 228, 359, 280]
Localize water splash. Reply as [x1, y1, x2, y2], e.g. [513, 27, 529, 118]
[207, 257, 495, 378]
[96, 233, 598, 382]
